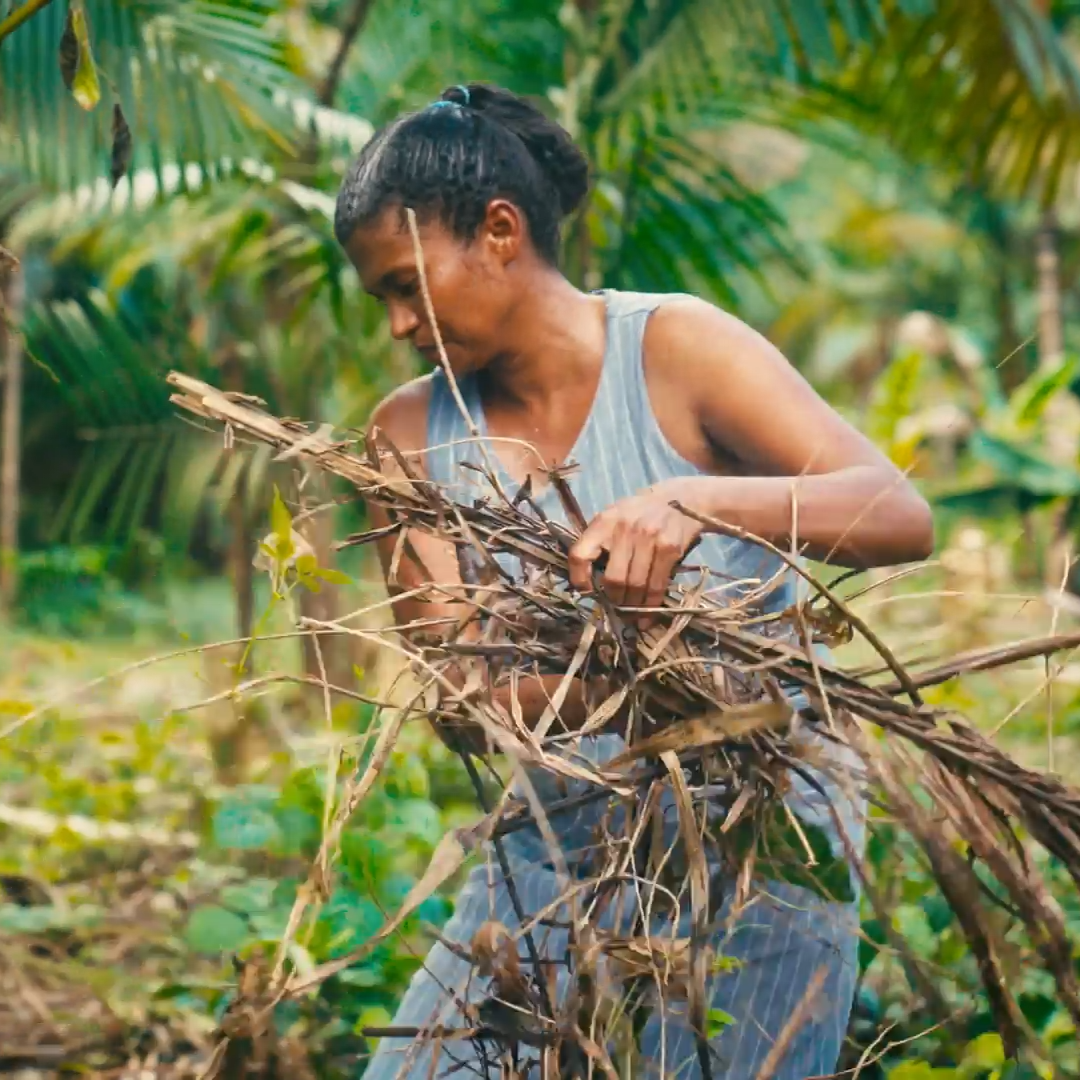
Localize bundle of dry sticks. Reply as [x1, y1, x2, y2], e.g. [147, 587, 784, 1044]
[169, 368, 1080, 1078]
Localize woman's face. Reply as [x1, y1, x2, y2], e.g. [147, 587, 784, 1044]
[345, 203, 523, 377]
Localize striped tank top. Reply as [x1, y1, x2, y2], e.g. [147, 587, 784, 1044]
[425, 289, 863, 871]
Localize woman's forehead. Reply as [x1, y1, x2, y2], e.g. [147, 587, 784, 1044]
[347, 211, 460, 280]
[346, 216, 414, 276]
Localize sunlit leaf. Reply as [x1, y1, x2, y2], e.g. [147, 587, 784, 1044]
[1009, 356, 1080, 427]
[67, 0, 101, 111]
[959, 1032, 1006, 1077]
[317, 566, 352, 585]
[295, 553, 318, 576]
[866, 348, 925, 461]
[969, 430, 1080, 496]
[886, 1062, 954, 1080]
[270, 486, 294, 561]
[706, 1007, 735, 1039]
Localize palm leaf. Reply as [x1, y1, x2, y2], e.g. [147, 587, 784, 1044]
[20, 181, 408, 546]
[0, 0, 311, 193]
[589, 118, 802, 304]
[803, 0, 1080, 204]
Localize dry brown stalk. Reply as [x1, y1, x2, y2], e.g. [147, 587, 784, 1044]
[167, 369, 1080, 1078]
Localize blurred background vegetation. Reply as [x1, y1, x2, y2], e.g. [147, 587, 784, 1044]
[5, 0, 1080, 1076]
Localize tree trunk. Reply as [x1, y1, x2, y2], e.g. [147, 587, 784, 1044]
[316, 0, 375, 109]
[0, 262, 23, 614]
[298, 476, 353, 699]
[1035, 209, 1080, 590]
[230, 462, 255, 648]
[1036, 211, 1064, 365]
[209, 351, 264, 783]
[991, 237, 1026, 392]
[221, 352, 256, 653]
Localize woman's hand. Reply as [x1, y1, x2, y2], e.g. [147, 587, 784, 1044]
[567, 477, 706, 622]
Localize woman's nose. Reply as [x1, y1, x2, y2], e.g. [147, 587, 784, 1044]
[387, 301, 420, 341]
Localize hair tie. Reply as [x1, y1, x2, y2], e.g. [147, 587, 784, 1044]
[430, 84, 470, 110]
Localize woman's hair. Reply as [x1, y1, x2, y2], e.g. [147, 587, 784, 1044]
[334, 83, 590, 264]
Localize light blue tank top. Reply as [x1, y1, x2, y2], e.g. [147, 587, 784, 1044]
[425, 289, 864, 872]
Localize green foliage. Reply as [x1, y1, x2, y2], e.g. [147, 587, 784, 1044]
[0, 0, 311, 194]
[932, 359, 1080, 522]
[706, 1007, 735, 1040]
[9, 0, 1080, 1075]
[809, 1, 1080, 204]
[846, 821, 1079, 1078]
[185, 904, 250, 954]
[212, 795, 282, 851]
[64, 0, 102, 112]
[0, 638, 476, 1074]
[14, 540, 173, 637]
[15, 182, 405, 560]
[1009, 358, 1080, 428]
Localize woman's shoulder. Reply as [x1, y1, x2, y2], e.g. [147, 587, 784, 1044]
[639, 294, 755, 374]
[367, 373, 437, 457]
[634, 294, 785, 466]
[603, 289, 749, 348]
[601, 287, 698, 318]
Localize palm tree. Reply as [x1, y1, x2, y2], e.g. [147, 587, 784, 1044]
[11, 0, 1080, 631]
[0, 0, 377, 656]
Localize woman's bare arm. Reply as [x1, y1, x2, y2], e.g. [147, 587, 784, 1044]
[365, 378, 608, 743]
[569, 299, 934, 610]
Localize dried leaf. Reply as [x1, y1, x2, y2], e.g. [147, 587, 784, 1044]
[58, 6, 78, 89]
[470, 919, 533, 1003]
[109, 103, 132, 187]
[164, 367, 1080, 1045]
[274, 422, 337, 463]
[586, 933, 692, 996]
[609, 701, 793, 768]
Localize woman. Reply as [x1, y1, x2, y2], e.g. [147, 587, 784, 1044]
[336, 83, 933, 1080]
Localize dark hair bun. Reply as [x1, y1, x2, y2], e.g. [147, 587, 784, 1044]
[441, 83, 590, 218]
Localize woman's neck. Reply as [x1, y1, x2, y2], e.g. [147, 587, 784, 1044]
[482, 270, 607, 410]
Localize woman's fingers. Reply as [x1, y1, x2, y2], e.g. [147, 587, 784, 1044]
[643, 531, 683, 619]
[570, 505, 693, 624]
[622, 540, 655, 617]
[600, 523, 635, 606]
[568, 516, 613, 592]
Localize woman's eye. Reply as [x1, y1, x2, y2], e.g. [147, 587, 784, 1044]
[397, 279, 419, 298]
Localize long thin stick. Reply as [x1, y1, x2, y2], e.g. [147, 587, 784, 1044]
[753, 964, 829, 1080]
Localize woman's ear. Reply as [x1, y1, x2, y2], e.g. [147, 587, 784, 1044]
[482, 198, 525, 264]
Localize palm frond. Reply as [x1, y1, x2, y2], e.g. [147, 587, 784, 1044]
[585, 117, 802, 305]
[19, 180, 408, 546]
[0, 0, 314, 193]
[804, 0, 1080, 204]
